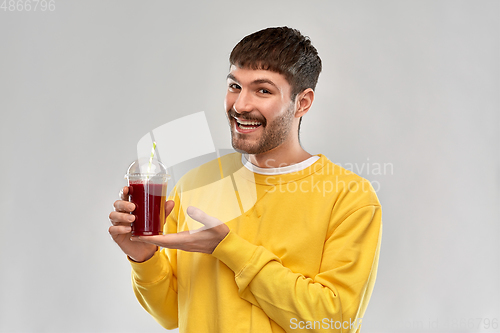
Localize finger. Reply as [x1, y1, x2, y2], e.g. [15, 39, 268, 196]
[165, 200, 175, 216]
[108, 225, 132, 236]
[114, 200, 135, 213]
[186, 206, 222, 229]
[109, 211, 135, 225]
[120, 186, 130, 201]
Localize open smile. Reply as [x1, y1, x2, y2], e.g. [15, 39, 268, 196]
[233, 116, 263, 133]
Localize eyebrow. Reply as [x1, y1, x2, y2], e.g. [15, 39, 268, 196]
[226, 73, 279, 90]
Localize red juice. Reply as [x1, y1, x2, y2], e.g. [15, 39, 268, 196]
[129, 182, 167, 236]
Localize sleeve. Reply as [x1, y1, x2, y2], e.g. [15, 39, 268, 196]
[212, 204, 382, 333]
[128, 188, 181, 330]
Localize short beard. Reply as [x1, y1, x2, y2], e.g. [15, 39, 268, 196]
[229, 104, 295, 155]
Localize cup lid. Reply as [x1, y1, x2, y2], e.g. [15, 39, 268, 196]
[125, 157, 169, 179]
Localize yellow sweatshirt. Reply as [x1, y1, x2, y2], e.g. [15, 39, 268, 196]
[129, 153, 382, 333]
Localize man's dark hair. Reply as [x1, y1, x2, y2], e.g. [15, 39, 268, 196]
[229, 26, 322, 100]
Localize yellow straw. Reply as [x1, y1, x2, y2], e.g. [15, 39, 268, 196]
[147, 141, 157, 175]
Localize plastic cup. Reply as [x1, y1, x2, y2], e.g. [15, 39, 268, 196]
[125, 158, 170, 236]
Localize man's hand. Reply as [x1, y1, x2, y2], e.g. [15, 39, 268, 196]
[108, 186, 175, 262]
[131, 206, 230, 254]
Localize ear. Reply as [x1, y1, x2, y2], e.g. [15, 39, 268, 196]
[294, 88, 315, 118]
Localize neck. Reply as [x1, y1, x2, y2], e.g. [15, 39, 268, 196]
[245, 139, 312, 168]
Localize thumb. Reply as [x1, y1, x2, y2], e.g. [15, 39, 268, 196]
[186, 206, 222, 229]
[165, 200, 175, 216]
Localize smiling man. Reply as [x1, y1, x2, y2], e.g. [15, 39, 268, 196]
[226, 66, 312, 165]
[109, 27, 382, 333]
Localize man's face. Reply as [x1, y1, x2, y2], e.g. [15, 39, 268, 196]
[224, 65, 298, 155]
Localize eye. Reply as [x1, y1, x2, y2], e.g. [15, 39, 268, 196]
[258, 88, 271, 94]
[228, 83, 241, 90]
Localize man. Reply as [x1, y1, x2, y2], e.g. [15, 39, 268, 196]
[109, 27, 382, 333]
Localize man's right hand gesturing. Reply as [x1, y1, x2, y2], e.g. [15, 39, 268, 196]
[108, 186, 175, 262]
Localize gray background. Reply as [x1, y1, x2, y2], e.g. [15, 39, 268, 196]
[0, 0, 498, 332]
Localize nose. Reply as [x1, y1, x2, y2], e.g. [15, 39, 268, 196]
[233, 90, 253, 114]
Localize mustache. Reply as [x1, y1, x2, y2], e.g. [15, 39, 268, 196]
[227, 109, 266, 126]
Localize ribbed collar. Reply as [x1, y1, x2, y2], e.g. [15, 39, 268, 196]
[241, 154, 320, 175]
[228, 153, 329, 186]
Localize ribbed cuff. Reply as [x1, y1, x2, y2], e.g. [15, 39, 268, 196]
[212, 230, 257, 275]
[128, 249, 170, 284]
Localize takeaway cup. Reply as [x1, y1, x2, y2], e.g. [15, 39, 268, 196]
[125, 158, 170, 236]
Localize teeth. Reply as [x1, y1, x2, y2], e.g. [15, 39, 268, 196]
[239, 124, 259, 130]
[235, 118, 261, 126]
